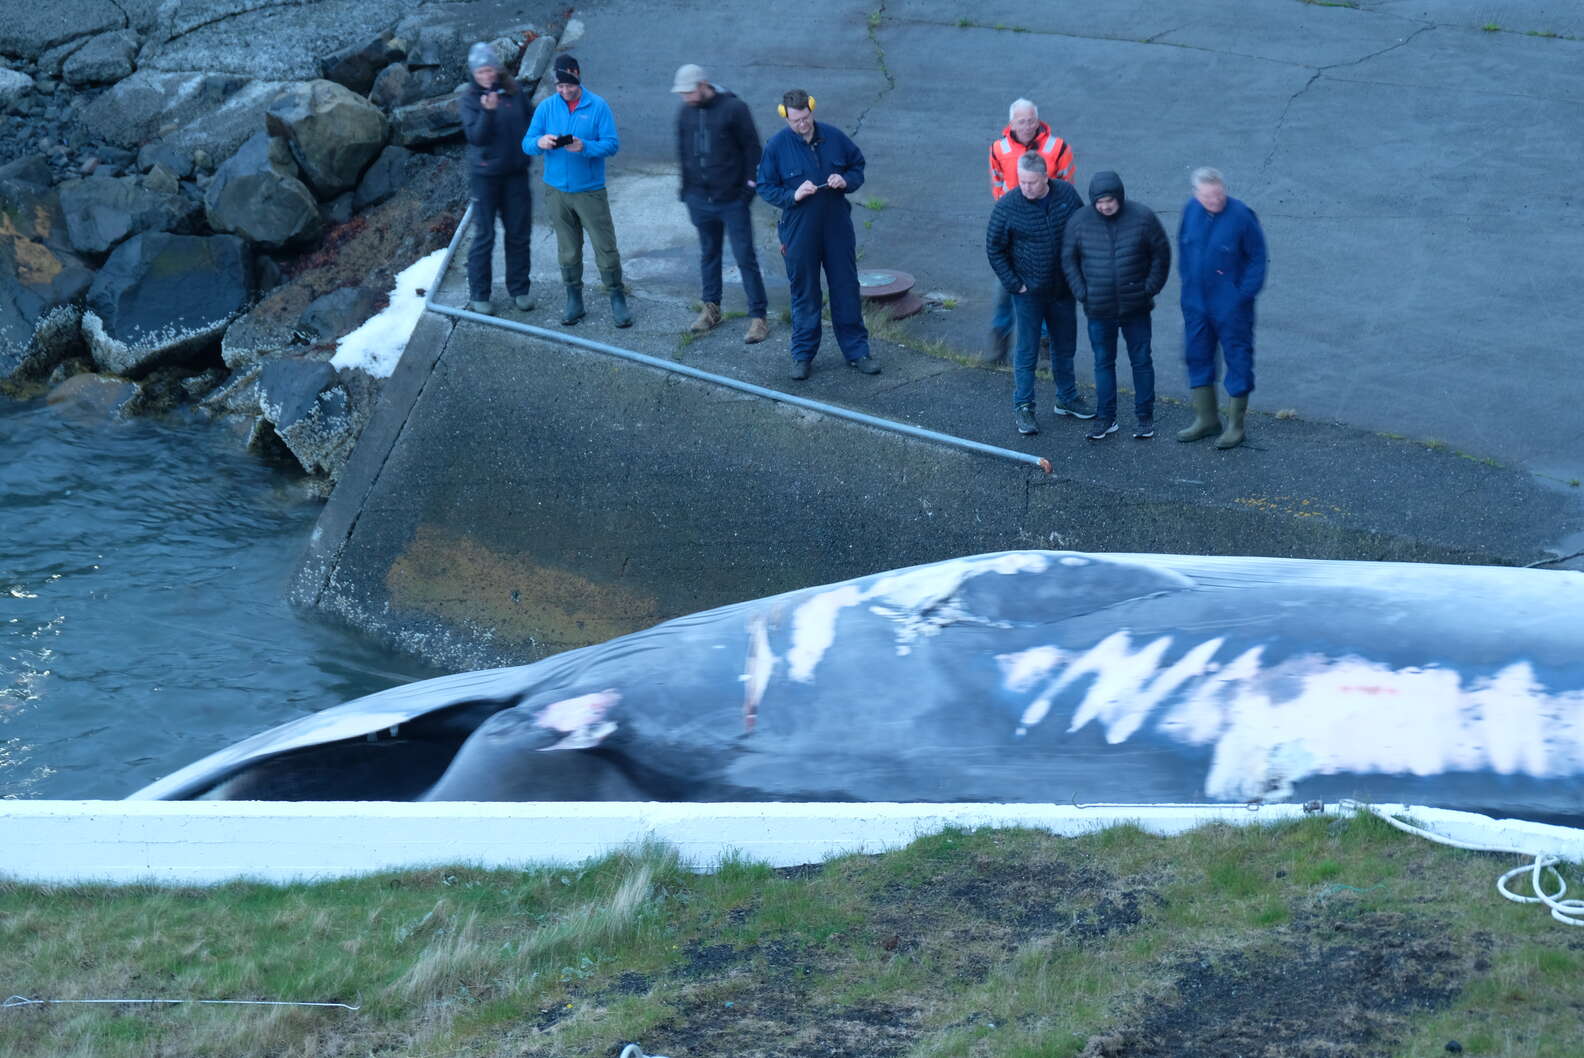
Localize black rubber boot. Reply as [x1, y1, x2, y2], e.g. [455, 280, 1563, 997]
[609, 287, 633, 328]
[561, 284, 585, 325]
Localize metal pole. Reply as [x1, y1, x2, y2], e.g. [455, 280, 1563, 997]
[423, 206, 1052, 475]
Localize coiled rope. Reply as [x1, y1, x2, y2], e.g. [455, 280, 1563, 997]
[1344, 799, 1584, 927]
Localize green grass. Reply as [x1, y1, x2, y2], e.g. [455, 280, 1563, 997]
[861, 196, 888, 211]
[1483, 22, 1502, 32]
[3, 818, 1582, 1057]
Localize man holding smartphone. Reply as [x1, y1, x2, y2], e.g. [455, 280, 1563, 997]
[523, 55, 631, 327]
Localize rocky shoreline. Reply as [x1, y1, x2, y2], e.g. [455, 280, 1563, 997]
[1, 0, 569, 487]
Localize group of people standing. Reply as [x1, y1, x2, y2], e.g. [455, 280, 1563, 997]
[456, 45, 1268, 448]
[984, 98, 1268, 448]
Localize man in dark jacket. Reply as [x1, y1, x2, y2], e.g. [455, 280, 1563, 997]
[1062, 170, 1171, 440]
[1176, 166, 1268, 449]
[757, 89, 878, 380]
[673, 63, 769, 344]
[986, 152, 1091, 436]
[458, 42, 535, 315]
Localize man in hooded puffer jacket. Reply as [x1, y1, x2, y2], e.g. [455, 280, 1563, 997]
[458, 42, 535, 316]
[1061, 170, 1171, 440]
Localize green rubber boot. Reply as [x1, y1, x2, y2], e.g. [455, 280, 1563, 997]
[1176, 385, 1221, 443]
[1216, 396, 1248, 449]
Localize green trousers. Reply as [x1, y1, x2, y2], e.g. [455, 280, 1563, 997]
[543, 186, 624, 289]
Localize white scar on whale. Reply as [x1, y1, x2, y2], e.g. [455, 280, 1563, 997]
[996, 632, 1584, 800]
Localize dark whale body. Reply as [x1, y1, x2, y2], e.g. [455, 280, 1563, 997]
[131, 552, 1584, 824]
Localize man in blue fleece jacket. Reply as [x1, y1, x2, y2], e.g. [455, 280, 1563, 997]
[524, 54, 631, 327]
[756, 89, 878, 379]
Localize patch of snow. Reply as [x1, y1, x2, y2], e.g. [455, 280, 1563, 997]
[330, 248, 445, 379]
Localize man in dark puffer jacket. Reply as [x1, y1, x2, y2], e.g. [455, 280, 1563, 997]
[986, 152, 1092, 436]
[1062, 170, 1171, 440]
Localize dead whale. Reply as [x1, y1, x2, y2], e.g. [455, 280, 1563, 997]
[129, 551, 1584, 823]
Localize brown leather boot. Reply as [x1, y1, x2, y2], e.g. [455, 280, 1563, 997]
[744, 317, 770, 344]
[689, 302, 721, 334]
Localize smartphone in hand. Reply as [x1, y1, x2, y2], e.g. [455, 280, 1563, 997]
[553, 133, 574, 147]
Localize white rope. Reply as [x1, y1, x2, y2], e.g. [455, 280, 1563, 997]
[619, 1044, 671, 1058]
[4, 995, 358, 1011]
[1342, 799, 1584, 927]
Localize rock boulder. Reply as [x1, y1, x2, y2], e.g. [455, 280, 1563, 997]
[319, 29, 405, 95]
[352, 145, 416, 211]
[258, 358, 368, 478]
[1, 178, 95, 381]
[62, 29, 140, 86]
[84, 232, 252, 375]
[0, 68, 33, 109]
[204, 132, 322, 249]
[0, 2, 123, 60]
[265, 79, 389, 198]
[59, 176, 200, 255]
[389, 92, 462, 147]
[297, 284, 381, 342]
[78, 70, 250, 151]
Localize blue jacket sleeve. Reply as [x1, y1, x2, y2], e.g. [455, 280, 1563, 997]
[1237, 207, 1268, 299]
[581, 98, 620, 159]
[522, 99, 549, 156]
[756, 139, 799, 210]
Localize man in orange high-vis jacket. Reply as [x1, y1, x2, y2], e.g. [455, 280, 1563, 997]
[984, 98, 1075, 363]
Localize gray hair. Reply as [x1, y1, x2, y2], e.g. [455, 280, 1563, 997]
[1008, 98, 1038, 122]
[1016, 152, 1048, 174]
[1190, 166, 1225, 189]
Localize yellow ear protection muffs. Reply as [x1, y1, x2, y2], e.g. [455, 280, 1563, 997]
[777, 96, 816, 118]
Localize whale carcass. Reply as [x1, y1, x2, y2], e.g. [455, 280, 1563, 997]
[130, 551, 1584, 823]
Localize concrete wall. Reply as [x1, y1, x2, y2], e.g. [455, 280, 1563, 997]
[7, 800, 1579, 885]
[293, 311, 1531, 671]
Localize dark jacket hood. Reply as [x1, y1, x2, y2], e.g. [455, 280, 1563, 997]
[1089, 170, 1125, 209]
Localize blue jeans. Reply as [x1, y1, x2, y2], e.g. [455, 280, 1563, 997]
[1010, 291, 1077, 409]
[1089, 314, 1155, 422]
[686, 196, 768, 318]
[992, 281, 1048, 344]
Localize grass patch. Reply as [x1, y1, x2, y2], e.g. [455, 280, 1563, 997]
[1483, 22, 1502, 32]
[862, 197, 888, 211]
[3, 818, 1582, 1057]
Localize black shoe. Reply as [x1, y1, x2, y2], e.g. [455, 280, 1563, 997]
[1133, 417, 1155, 439]
[1014, 404, 1039, 436]
[847, 356, 881, 375]
[561, 284, 585, 325]
[609, 287, 633, 328]
[789, 359, 811, 381]
[1086, 419, 1118, 441]
[1052, 394, 1095, 420]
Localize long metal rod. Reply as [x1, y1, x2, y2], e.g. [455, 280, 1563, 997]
[422, 206, 1053, 475]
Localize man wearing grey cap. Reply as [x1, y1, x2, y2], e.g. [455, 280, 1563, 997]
[672, 63, 770, 344]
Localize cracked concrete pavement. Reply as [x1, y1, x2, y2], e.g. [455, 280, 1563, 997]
[557, 0, 1583, 493]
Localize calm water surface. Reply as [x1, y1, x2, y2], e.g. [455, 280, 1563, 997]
[0, 398, 438, 799]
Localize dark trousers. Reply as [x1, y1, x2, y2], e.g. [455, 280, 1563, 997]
[1089, 314, 1155, 422]
[1010, 291, 1077, 408]
[467, 170, 533, 301]
[687, 196, 768, 318]
[1183, 305, 1256, 396]
[782, 215, 869, 363]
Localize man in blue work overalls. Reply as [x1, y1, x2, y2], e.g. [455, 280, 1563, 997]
[756, 89, 880, 380]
